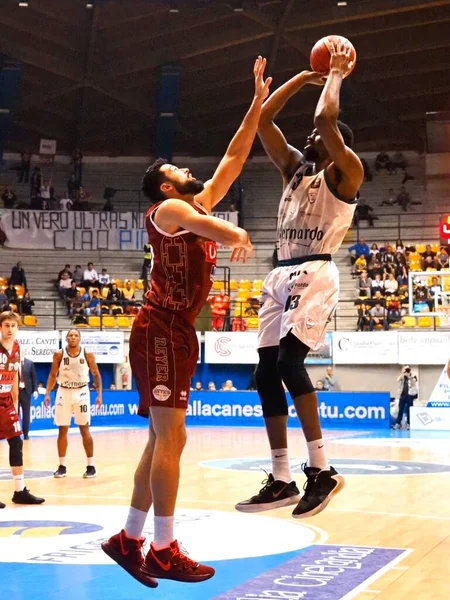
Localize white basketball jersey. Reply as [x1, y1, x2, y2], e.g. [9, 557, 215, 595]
[58, 347, 90, 388]
[277, 162, 356, 261]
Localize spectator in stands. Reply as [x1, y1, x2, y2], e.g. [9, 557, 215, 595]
[384, 273, 399, 296]
[356, 271, 372, 298]
[123, 281, 140, 314]
[58, 264, 72, 280]
[67, 173, 79, 201]
[84, 289, 101, 316]
[375, 151, 393, 174]
[71, 147, 83, 184]
[59, 194, 73, 211]
[191, 382, 203, 391]
[420, 245, 437, 270]
[369, 243, 380, 263]
[83, 262, 100, 289]
[99, 268, 111, 287]
[107, 283, 124, 315]
[394, 252, 407, 269]
[353, 254, 367, 277]
[356, 303, 371, 331]
[368, 260, 383, 280]
[391, 151, 406, 172]
[413, 281, 430, 311]
[30, 167, 41, 198]
[397, 268, 408, 289]
[20, 292, 35, 316]
[370, 290, 385, 306]
[315, 380, 325, 391]
[58, 271, 72, 296]
[395, 239, 405, 254]
[380, 188, 396, 207]
[5, 283, 18, 305]
[429, 276, 442, 301]
[19, 150, 31, 183]
[437, 247, 449, 270]
[65, 281, 79, 312]
[245, 298, 260, 317]
[360, 158, 372, 182]
[72, 264, 83, 285]
[210, 290, 230, 331]
[39, 178, 53, 209]
[369, 303, 389, 330]
[102, 198, 114, 212]
[0, 289, 8, 311]
[9, 261, 27, 290]
[370, 274, 384, 296]
[348, 238, 370, 265]
[37, 381, 46, 395]
[396, 186, 411, 212]
[222, 379, 237, 391]
[2, 186, 17, 209]
[387, 295, 402, 325]
[321, 366, 339, 391]
[354, 198, 376, 227]
[208, 382, 216, 391]
[74, 187, 90, 211]
[69, 291, 85, 319]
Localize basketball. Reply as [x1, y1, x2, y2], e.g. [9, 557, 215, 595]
[310, 35, 356, 78]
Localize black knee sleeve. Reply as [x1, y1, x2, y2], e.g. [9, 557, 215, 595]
[8, 436, 23, 467]
[255, 346, 288, 418]
[277, 332, 314, 398]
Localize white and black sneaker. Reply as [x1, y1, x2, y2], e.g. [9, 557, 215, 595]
[54, 465, 67, 478]
[235, 473, 301, 513]
[292, 464, 345, 519]
[83, 466, 96, 479]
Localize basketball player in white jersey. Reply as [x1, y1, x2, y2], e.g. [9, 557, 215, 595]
[44, 329, 102, 478]
[236, 40, 363, 517]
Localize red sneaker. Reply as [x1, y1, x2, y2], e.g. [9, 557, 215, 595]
[141, 540, 215, 583]
[101, 529, 158, 588]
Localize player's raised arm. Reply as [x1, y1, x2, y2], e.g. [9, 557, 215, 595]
[195, 56, 271, 212]
[44, 350, 62, 407]
[313, 39, 363, 199]
[258, 71, 325, 182]
[156, 199, 253, 251]
[86, 352, 102, 407]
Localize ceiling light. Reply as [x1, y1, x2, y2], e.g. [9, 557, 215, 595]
[337, 1, 347, 5]
[234, 1, 244, 11]
[169, 0, 179, 12]
[18, 1, 29, 6]
[86, 2, 94, 8]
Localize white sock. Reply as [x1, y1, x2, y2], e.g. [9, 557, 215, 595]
[124, 506, 148, 540]
[13, 474, 25, 492]
[59, 457, 66, 466]
[307, 439, 329, 471]
[271, 448, 292, 482]
[153, 516, 175, 549]
[87, 457, 94, 466]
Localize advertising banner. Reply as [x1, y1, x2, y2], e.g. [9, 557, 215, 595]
[411, 407, 450, 431]
[427, 364, 450, 406]
[399, 332, 450, 365]
[306, 331, 332, 364]
[28, 390, 390, 431]
[0, 210, 238, 252]
[62, 330, 124, 364]
[204, 332, 258, 364]
[332, 331, 398, 364]
[16, 330, 59, 363]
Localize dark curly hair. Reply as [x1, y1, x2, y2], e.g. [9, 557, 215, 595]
[337, 120, 354, 149]
[141, 158, 168, 204]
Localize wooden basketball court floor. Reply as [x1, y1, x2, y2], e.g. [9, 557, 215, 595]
[1, 424, 450, 600]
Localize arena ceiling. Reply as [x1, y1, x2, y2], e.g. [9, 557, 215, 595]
[1, 0, 450, 156]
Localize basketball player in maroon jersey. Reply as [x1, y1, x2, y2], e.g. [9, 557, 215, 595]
[0, 311, 44, 508]
[102, 57, 271, 586]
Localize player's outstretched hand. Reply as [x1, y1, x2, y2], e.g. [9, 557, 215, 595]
[253, 56, 272, 103]
[304, 71, 327, 86]
[230, 248, 255, 264]
[44, 394, 50, 408]
[96, 395, 102, 408]
[327, 38, 354, 75]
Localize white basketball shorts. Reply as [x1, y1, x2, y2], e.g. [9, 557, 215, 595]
[257, 259, 339, 352]
[54, 386, 91, 427]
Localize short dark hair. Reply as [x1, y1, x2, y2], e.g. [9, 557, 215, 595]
[337, 120, 354, 148]
[142, 158, 168, 204]
[66, 328, 81, 338]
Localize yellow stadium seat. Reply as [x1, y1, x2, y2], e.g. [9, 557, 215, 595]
[10, 303, 18, 313]
[416, 244, 426, 253]
[23, 315, 37, 327]
[77, 286, 86, 296]
[0, 277, 7, 286]
[247, 317, 259, 329]
[212, 281, 224, 291]
[111, 279, 122, 288]
[239, 279, 251, 290]
[136, 279, 144, 290]
[230, 279, 238, 291]
[102, 316, 116, 328]
[117, 316, 131, 328]
[234, 304, 245, 317]
[101, 287, 109, 299]
[252, 279, 263, 288]
[88, 316, 101, 327]
[402, 316, 417, 328]
[431, 243, 440, 253]
[418, 316, 432, 328]
[14, 285, 25, 299]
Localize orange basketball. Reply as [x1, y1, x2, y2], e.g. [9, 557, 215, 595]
[310, 35, 356, 78]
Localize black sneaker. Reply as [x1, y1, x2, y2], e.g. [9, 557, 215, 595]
[292, 464, 345, 519]
[235, 473, 300, 513]
[12, 487, 45, 505]
[54, 465, 67, 478]
[83, 466, 96, 479]
[0, 500, 5, 509]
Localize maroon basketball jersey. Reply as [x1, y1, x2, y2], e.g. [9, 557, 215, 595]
[0, 339, 20, 398]
[144, 201, 217, 325]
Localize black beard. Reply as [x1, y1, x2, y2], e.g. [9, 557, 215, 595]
[303, 145, 319, 162]
[172, 179, 205, 196]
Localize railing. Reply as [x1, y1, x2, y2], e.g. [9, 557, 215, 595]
[244, 212, 448, 243]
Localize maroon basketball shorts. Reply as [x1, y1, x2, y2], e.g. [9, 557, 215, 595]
[130, 305, 198, 416]
[0, 396, 23, 440]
